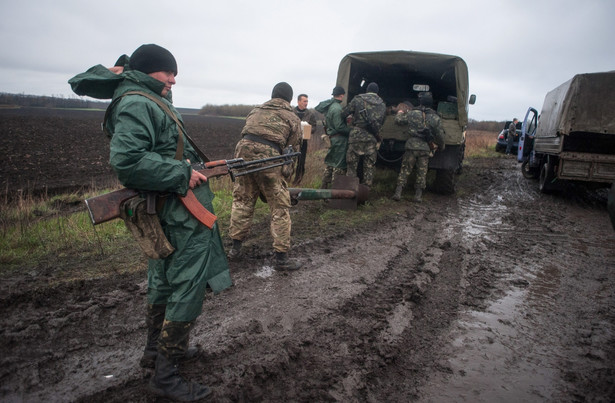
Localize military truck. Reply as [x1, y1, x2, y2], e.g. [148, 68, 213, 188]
[519, 71, 615, 192]
[335, 51, 476, 194]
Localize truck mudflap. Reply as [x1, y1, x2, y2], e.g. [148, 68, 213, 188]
[429, 143, 465, 194]
[558, 152, 615, 182]
[429, 143, 464, 171]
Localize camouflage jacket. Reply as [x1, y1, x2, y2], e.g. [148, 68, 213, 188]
[395, 107, 445, 151]
[343, 93, 386, 143]
[241, 98, 302, 153]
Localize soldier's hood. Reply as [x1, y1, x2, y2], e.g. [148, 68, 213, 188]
[314, 98, 336, 114]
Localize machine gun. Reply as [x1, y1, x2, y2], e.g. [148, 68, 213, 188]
[84, 150, 300, 228]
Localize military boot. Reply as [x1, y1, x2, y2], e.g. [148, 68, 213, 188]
[148, 321, 211, 401]
[321, 168, 333, 189]
[414, 188, 423, 203]
[227, 239, 242, 261]
[140, 305, 201, 369]
[274, 252, 301, 271]
[391, 185, 403, 201]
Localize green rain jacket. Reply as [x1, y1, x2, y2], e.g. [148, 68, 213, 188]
[69, 63, 232, 322]
[315, 98, 350, 169]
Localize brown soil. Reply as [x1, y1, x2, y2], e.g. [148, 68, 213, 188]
[0, 107, 244, 199]
[1, 107, 614, 402]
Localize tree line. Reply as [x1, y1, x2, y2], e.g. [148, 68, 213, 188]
[0, 92, 505, 131]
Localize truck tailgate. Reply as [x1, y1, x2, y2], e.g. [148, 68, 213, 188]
[559, 152, 615, 182]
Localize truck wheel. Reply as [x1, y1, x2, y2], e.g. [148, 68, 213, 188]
[539, 160, 555, 193]
[521, 159, 538, 179]
[433, 169, 456, 194]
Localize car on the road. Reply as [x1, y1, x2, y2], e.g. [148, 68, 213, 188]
[495, 120, 521, 153]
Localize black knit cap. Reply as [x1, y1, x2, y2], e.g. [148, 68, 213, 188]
[271, 82, 293, 102]
[332, 86, 345, 96]
[129, 44, 178, 76]
[366, 82, 379, 93]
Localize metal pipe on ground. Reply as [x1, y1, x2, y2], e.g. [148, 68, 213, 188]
[288, 175, 369, 210]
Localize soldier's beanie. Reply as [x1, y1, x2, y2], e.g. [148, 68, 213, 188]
[332, 86, 346, 96]
[271, 82, 293, 102]
[366, 82, 379, 93]
[130, 44, 178, 76]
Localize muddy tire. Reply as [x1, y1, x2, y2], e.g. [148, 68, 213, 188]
[539, 160, 555, 193]
[521, 159, 538, 179]
[432, 169, 456, 195]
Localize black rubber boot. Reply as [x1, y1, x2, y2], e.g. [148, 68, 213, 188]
[274, 252, 301, 271]
[148, 353, 211, 401]
[227, 239, 242, 261]
[148, 321, 211, 401]
[140, 306, 202, 369]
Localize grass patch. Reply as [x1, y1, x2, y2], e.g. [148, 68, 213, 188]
[1, 138, 493, 285]
[465, 130, 500, 158]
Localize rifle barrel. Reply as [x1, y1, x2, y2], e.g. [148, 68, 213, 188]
[228, 152, 301, 170]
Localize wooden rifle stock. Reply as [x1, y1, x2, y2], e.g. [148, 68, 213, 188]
[83, 153, 298, 226]
[84, 160, 230, 226]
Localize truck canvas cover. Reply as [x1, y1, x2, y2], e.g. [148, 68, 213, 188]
[536, 71, 615, 138]
[335, 51, 471, 127]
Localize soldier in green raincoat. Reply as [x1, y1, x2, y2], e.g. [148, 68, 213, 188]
[314, 86, 350, 189]
[69, 44, 231, 401]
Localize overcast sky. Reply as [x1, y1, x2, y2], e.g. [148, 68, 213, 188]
[1, 0, 614, 121]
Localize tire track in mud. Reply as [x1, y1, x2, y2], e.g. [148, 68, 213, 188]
[414, 159, 615, 402]
[204, 203, 467, 402]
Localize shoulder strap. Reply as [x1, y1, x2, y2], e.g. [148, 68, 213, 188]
[103, 91, 210, 162]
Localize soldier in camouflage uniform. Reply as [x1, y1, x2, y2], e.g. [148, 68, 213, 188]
[315, 86, 350, 189]
[342, 82, 386, 187]
[392, 92, 445, 202]
[228, 82, 303, 270]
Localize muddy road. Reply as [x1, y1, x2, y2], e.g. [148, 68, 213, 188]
[1, 157, 614, 402]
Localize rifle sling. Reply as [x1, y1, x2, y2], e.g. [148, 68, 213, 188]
[104, 90, 217, 227]
[103, 90, 210, 163]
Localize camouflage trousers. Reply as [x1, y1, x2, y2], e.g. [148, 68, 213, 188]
[159, 319, 192, 361]
[346, 141, 378, 187]
[229, 139, 292, 252]
[397, 149, 430, 189]
[322, 166, 346, 188]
